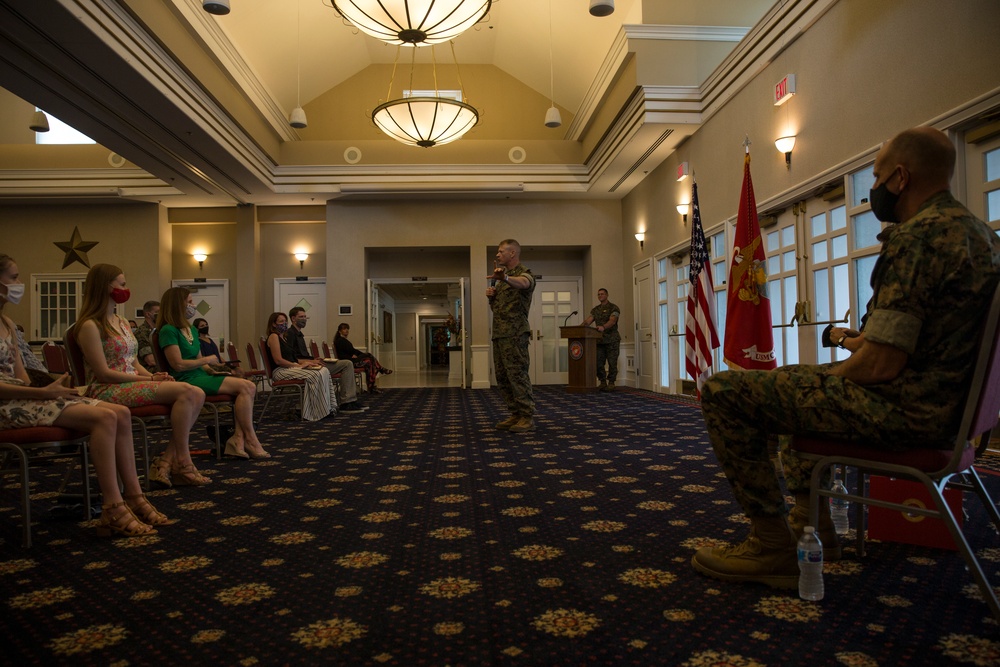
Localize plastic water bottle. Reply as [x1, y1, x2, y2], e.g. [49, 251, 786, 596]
[797, 526, 824, 601]
[830, 467, 850, 536]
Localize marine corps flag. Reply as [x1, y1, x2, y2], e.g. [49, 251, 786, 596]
[724, 151, 776, 370]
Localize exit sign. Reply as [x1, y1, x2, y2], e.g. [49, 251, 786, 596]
[774, 74, 796, 106]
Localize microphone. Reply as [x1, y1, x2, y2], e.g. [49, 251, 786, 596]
[563, 311, 578, 326]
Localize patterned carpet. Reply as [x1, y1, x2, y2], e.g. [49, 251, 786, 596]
[1, 387, 999, 666]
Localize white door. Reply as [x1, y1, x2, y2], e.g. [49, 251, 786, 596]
[633, 261, 654, 390]
[367, 279, 381, 358]
[527, 278, 581, 385]
[172, 279, 230, 346]
[275, 279, 327, 350]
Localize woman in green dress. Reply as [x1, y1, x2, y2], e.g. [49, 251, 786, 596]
[157, 287, 269, 459]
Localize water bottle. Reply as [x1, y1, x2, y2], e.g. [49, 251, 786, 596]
[797, 526, 824, 601]
[830, 467, 850, 536]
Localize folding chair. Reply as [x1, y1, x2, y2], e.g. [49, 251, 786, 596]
[792, 280, 1000, 622]
[0, 426, 91, 547]
[64, 324, 167, 491]
[228, 341, 266, 392]
[256, 337, 304, 425]
[151, 330, 234, 460]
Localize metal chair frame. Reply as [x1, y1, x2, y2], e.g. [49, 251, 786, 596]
[793, 281, 1000, 622]
[256, 337, 305, 426]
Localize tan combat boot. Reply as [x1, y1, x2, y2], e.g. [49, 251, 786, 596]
[691, 516, 799, 589]
[495, 415, 519, 431]
[788, 495, 842, 561]
[598, 381, 608, 391]
[509, 417, 535, 433]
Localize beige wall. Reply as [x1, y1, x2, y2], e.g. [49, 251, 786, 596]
[0, 202, 168, 333]
[623, 0, 1000, 265]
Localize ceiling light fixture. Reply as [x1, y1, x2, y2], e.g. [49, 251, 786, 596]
[29, 110, 50, 132]
[589, 0, 614, 17]
[331, 0, 491, 47]
[203, 0, 230, 16]
[289, 0, 308, 129]
[372, 43, 478, 148]
[544, 0, 561, 128]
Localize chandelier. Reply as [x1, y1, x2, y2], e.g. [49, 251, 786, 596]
[331, 0, 491, 46]
[372, 44, 479, 147]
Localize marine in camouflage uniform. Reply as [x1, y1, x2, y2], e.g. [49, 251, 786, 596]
[488, 240, 536, 432]
[582, 289, 620, 389]
[692, 127, 1000, 589]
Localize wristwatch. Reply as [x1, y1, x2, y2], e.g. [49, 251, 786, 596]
[836, 334, 847, 349]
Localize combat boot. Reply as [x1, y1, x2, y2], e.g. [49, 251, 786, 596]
[509, 417, 534, 433]
[788, 495, 842, 561]
[495, 415, 519, 430]
[691, 516, 799, 589]
[607, 381, 616, 391]
[598, 381, 608, 391]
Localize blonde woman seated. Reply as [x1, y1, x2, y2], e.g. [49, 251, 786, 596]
[77, 264, 210, 488]
[158, 288, 269, 459]
[0, 255, 164, 537]
[265, 311, 335, 421]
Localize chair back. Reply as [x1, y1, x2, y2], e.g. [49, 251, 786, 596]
[150, 330, 170, 373]
[961, 279, 1000, 446]
[310, 340, 320, 359]
[322, 341, 331, 358]
[62, 325, 88, 387]
[245, 342, 260, 370]
[42, 342, 70, 375]
[227, 341, 240, 364]
[258, 337, 278, 378]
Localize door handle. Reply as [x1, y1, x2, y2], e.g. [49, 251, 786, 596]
[537, 330, 543, 340]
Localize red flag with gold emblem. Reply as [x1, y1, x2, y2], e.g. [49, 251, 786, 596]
[724, 152, 776, 370]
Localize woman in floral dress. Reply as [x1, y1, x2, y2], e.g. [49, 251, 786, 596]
[0, 254, 163, 537]
[77, 264, 211, 488]
[158, 287, 268, 458]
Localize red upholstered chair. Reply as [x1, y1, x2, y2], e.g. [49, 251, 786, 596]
[228, 341, 267, 392]
[256, 338, 304, 425]
[151, 330, 234, 460]
[64, 324, 167, 490]
[792, 281, 1000, 622]
[322, 341, 331, 359]
[42, 341, 70, 376]
[0, 426, 90, 547]
[309, 340, 321, 360]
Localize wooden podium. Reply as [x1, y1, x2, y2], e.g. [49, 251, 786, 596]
[560, 326, 604, 393]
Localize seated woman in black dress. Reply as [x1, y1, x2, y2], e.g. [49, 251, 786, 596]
[332, 322, 391, 393]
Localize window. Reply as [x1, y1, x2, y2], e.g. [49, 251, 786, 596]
[34, 110, 95, 145]
[30, 274, 86, 341]
[765, 217, 799, 366]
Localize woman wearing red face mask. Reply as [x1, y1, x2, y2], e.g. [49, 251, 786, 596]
[76, 264, 211, 490]
[0, 255, 162, 538]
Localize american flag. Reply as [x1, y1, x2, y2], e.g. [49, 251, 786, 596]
[685, 181, 720, 391]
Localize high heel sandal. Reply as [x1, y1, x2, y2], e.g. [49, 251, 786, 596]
[124, 493, 176, 526]
[224, 436, 250, 459]
[245, 442, 271, 459]
[148, 456, 173, 488]
[96, 501, 156, 538]
[170, 463, 212, 486]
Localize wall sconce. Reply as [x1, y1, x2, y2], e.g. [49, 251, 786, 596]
[676, 204, 690, 223]
[634, 232, 645, 250]
[192, 252, 208, 270]
[295, 252, 309, 270]
[775, 135, 796, 169]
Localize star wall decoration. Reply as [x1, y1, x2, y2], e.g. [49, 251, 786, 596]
[53, 226, 99, 269]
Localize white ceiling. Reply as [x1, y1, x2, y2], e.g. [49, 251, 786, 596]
[210, 0, 643, 119]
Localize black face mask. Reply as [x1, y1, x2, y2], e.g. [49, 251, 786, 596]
[198, 325, 209, 335]
[869, 173, 900, 223]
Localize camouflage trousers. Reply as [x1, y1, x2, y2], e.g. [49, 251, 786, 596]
[596, 340, 620, 383]
[493, 333, 534, 418]
[700, 364, 907, 518]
